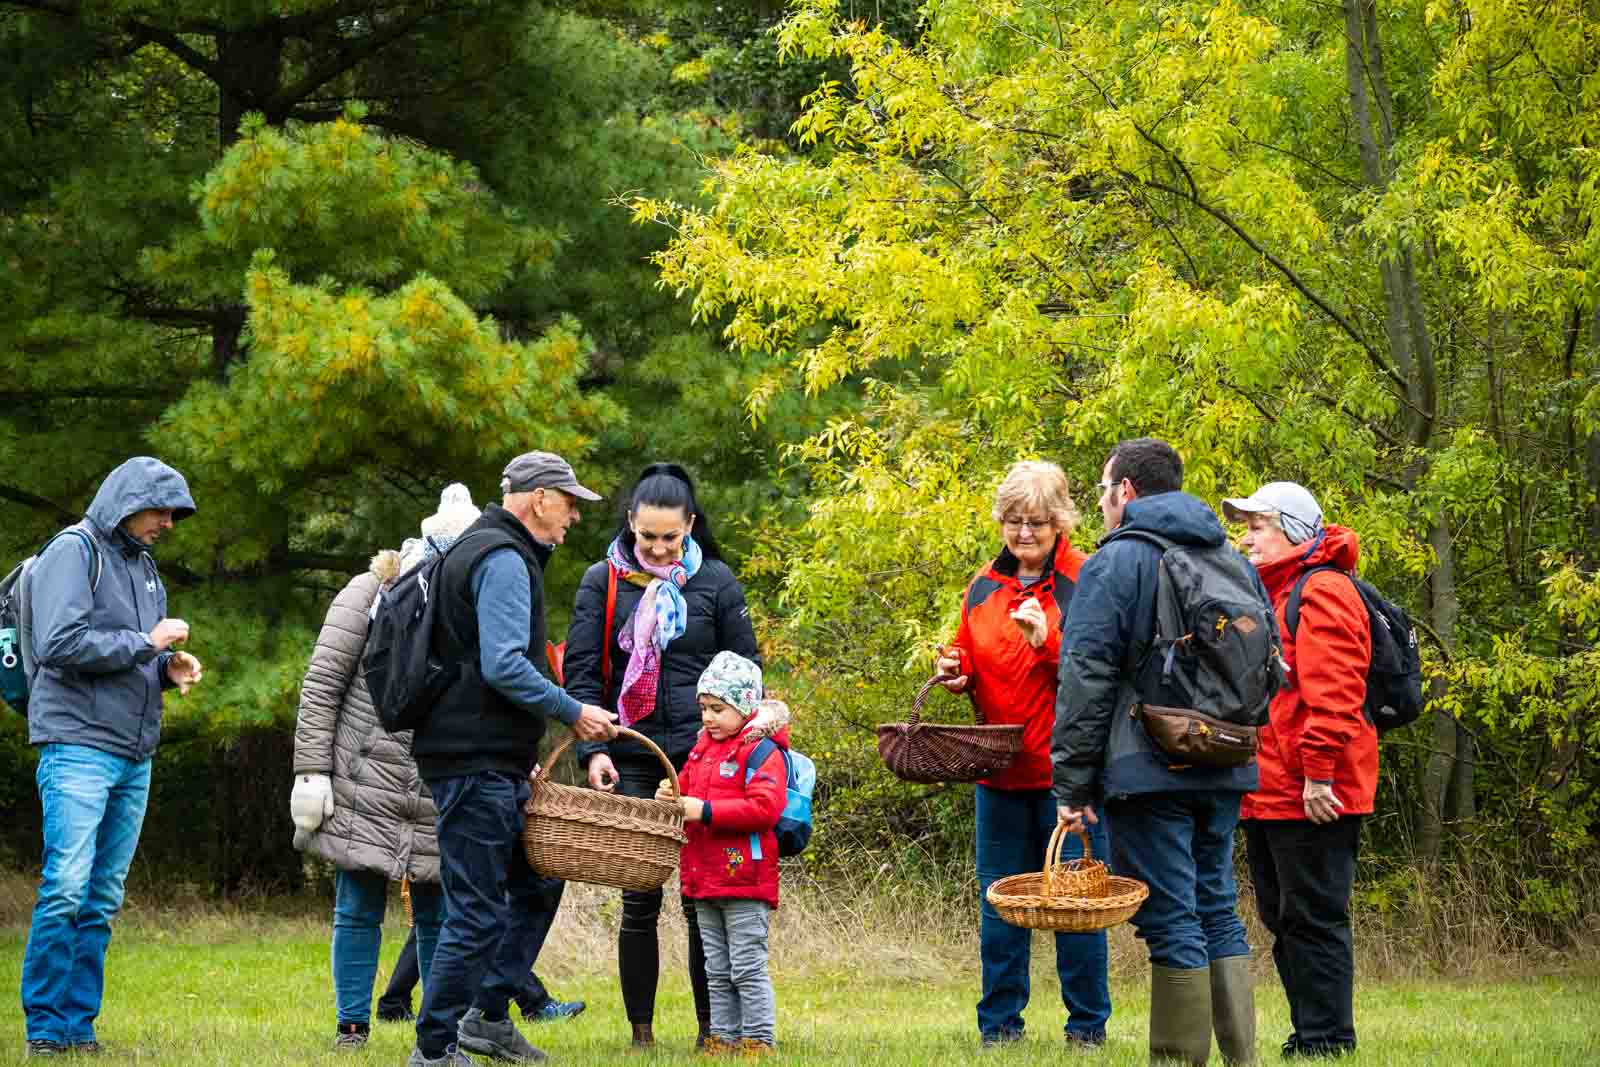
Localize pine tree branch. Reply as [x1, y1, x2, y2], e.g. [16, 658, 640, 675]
[0, 483, 78, 525]
[269, 4, 461, 112]
[0, 387, 181, 403]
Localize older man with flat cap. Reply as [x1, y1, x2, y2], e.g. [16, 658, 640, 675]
[408, 451, 619, 1067]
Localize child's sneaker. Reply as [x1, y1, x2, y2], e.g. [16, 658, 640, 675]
[737, 1038, 777, 1057]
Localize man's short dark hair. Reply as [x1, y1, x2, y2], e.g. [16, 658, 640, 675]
[1109, 437, 1183, 496]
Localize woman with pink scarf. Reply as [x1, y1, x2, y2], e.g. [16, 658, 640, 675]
[563, 463, 764, 1052]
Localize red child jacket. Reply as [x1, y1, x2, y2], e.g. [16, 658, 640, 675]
[947, 540, 1087, 791]
[1244, 525, 1379, 821]
[677, 723, 790, 909]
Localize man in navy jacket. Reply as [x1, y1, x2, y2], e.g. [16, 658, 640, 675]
[1053, 438, 1266, 1066]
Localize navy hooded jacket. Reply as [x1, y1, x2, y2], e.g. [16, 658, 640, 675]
[27, 457, 196, 762]
[1051, 491, 1265, 806]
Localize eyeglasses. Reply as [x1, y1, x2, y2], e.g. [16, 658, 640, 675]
[1098, 480, 1117, 492]
[1001, 517, 1053, 531]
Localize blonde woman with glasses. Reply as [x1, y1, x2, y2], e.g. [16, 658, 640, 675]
[934, 460, 1112, 1048]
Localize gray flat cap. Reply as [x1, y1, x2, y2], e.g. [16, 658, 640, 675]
[501, 451, 602, 501]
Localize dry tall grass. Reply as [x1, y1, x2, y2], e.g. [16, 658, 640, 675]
[2, 853, 1593, 986]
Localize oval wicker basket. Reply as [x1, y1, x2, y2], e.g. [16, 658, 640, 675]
[986, 824, 1149, 932]
[876, 675, 1025, 784]
[522, 727, 688, 892]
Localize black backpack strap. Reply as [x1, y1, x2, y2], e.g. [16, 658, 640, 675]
[1285, 565, 1350, 637]
[432, 529, 522, 657]
[1111, 529, 1177, 554]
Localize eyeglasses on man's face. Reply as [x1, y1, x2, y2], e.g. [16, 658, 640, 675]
[1001, 517, 1052, 532]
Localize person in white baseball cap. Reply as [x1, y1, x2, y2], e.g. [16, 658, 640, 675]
[1221, 479, 1375, 1059]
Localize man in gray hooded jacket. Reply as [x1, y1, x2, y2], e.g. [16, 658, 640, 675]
[20, 456, 203, 1057]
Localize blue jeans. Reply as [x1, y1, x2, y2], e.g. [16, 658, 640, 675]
[21, 744, 151, 1045]
[1104, 790, 1251, 970]
[416, 772, 560, 1057]
[975, 785, 1111, 1040]
[333, 869, 445, 1025]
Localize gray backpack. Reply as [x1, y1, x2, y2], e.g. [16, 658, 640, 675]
[1122, 532, 1285, 768]
[0, 527, 102, 714]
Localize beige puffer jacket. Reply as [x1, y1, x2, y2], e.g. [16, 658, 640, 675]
[292, 551, 440, 881]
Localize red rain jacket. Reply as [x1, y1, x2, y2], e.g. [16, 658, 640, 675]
[947, 541, 1087, 791]
[678, 722, 789, 909]
[1244, 526, 1378, 821]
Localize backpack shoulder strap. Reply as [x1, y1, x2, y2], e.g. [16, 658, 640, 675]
[38, 527, 102, 594]
[1285, 565, 1351, 637]
[743, 736, 784, 785]
[1110, 529, 1177, 554]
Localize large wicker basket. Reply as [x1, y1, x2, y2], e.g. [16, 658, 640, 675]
[986, 824, 1149, 932]
[522, 727, 688, 892]
[876, 675, 1025, 784]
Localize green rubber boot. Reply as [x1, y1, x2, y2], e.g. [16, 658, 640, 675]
[1150, 964, 1213, 1066]
[1209, 956, 1257, 1065]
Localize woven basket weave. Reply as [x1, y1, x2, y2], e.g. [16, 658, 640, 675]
[876, 675, 1025, 784]
[986, 824, 1149, 932]
[522, 727, 687, 892]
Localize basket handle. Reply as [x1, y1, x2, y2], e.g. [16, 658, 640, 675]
[912, 666, 988, 727]
[1043, 822, 1094, 895]
[537, 726, 682, 801]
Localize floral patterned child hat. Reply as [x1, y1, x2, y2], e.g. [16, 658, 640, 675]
[696, 651, 763, 719]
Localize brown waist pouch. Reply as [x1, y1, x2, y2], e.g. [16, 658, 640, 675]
[1135, 704, 1258, 769]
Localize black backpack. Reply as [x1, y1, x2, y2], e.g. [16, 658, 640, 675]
[364, 550, 455, 733]
[1124, 532, 1286, 768]
[1286, 566, 1424, 735]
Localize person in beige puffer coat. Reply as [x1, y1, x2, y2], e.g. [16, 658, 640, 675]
[291, 486, 478, 1051]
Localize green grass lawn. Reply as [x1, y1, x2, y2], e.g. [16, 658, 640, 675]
[2, 901, 1598, 1066]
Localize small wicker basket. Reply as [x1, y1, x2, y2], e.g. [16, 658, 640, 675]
[986, 824, 1149, 932]
[876, 675, 1025, 784]
[522, 727, 688, 892]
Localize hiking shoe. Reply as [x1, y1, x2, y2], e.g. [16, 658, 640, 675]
[407, 1045, 482, 1067]
[1064, 1028, 1106, 1049]
[335, 1023, 371, 1050]
[737, 1038, 777, 1057]
[70, 1042, 102, 1056]
[457, 1008, 547, 1063]
[526, 998, 585, 1023]
[25, 1041, 67, 1058]
[980, 1029, 1024, 1049]
[698, 1036, 735, 1055]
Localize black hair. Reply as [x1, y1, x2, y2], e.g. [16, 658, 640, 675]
[1108, 437, 1184, 497]
[616, 462, 724, 561]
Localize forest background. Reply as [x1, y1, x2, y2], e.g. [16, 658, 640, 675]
[1, 0, 1598, 963]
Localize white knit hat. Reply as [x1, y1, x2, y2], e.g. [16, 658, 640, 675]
[421, 483, 480, 540]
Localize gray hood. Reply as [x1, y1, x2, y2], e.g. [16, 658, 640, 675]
[86, 457, 196, 539]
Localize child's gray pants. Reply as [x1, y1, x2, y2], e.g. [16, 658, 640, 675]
[693, 898, 775, 1045]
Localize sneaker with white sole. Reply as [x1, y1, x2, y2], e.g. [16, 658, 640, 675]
[406, 1044, 482, 1066]
[456, 1008, 547, 1064]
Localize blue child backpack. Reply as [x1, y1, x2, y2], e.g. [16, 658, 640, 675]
[745, 737, 816, 857]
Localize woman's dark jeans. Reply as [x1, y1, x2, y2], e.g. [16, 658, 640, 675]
[1245, 816, 1362, 1055]
[975, 784, 1111, 1041]
[614, 754, 711, 1033]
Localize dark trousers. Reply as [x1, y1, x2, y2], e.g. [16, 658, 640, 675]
[415, 772, 557, 1057]
[379, 879, 563, 1019]
[614, 754, 711, 1033]
[974, 785, 1110, 1040]
[1104, 790, 1252, 970]
[1245, 817, 1361, 1054]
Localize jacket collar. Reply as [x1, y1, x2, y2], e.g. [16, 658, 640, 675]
[474, 504, 553, 569]
[990, 538, 1062, 584]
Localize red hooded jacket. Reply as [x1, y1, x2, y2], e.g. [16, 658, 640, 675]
[677, 722, 789, 909]
[1243, 525, 1378, 821]
[947, 541, 1086, 791]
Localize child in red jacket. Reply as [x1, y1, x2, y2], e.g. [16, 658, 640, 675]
[656, 651, 789, 1055]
